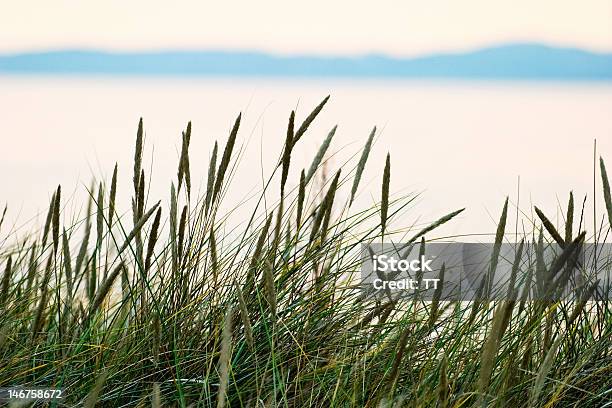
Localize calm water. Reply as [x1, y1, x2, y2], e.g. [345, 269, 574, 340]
[1, 76, 611, 238]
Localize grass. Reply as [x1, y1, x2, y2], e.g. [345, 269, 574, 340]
[0, 97, 611, 407]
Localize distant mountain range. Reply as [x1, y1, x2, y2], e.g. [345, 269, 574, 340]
[1, 44, 611, 80]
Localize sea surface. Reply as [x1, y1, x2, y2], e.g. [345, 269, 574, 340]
[1, 76, 611, 240]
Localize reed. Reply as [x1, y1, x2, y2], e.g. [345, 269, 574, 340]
[535, 206, 565, 247]
[205, 141, 219, 215]
[305, 125, 337, 185]
[151, 383, 161, 408]
[280, 111, 295, 197]
[381, 153, 390, 236]
[601, 157, 612, 231]
[0, 205, 6, 235]
[292, 95, 330, 147]
[212, 114, 241, 205]
[350, 126, 375, 206]
[133, 118, 144, 195]
[84, 369, 109, 408]
[296, 169, 306, 228]
[178, 121, 192, 197]
[109, 163, 118, 227]
[0, 101, 610, 407]
[216, 305, 233, 408]
[0, 256, 11, 305]
[235, 281, 254, 350]
[87, 262, 125, 320]
[52, 185, 61, 254]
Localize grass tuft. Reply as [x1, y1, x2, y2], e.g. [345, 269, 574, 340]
[0, 103, 610, 407]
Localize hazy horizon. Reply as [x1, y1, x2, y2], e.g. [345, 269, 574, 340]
[2, 43, 611, 80]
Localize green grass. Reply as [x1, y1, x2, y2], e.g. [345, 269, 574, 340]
[0, 97, 611, 407]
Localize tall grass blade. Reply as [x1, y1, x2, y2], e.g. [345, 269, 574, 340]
[565, 192, 574, 243]
[600, 157, 612, 229]
[292, 95, 330, 147]
[1, 256, 12, 306]
[84, 369, 109, 408]
[280, 111, 295, 196]
[486, 197, 508, 298]
[96, 182, 104, 248]
[381, 153, 390, 236]
[88, 262, 125, 320]
[133, 118, 144, 195]
[144, 207, 162, 273]
[52, 185, 61, 254]
[296, 170, 306, 229]
[305, 125, 337, 185]
[535, 206, 565, 247]
[216, 305, 233, 408]
[205, 141, 218, 215]
[109, 163, 118, 228]
[62, 230, 73, 296]
[42, 192, 55, 249]
[350, 126, 375, 206]
[235, 282, 254, 350]
[213, 114, 241, 205]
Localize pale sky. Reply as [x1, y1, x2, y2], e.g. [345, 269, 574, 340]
[1, 0, 612, 56]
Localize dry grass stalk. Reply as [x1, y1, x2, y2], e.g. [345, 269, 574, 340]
[151, 383, 161, 408]
[249, 213, 273, 272]
[296, 170, 306, 229]
[84, 369, 109, 408]
[235, 282, 254, 350]
[144, 207, 162, 273]
[96, 182, 104, 247]
[52, 185, 61, 254]
[600, 157, 612, 229]
[216, 305, 234, 408]
[116, 202, 161, 257]
[177, 205, 188, 260]
[292, 95, 330, 147]
[320, 170, 341, 242]
[213, 114, 241, 204]
[42, 192, 55, 249]
[263, 260, 276, 316]
[88, 262, 125, 320]
[535, 206, 565, 247]
[309, 170, 340, 243]
[438, 355, 450, 408]
[1, 256, 12, 305]
[75, 192, 92, 277]
[25, 242, 38, 293]
[565, 192, 574, 243]
[209, 229, 219, 286]
[305, 125, 337, 185]
[350, 126, 375, 206]
[477, 299, 513, 399]
[280, 111, 295, 197]
[109, 163, 118, 227]
[133, 118, 144, 195]
[0, 204, 6, 235]
[428, 263, 446, 327]
[205, 141, 219, 215]
[178, 121, 192, 197]
[404, 208, 465, 248]
[381, 153, 390, 236]
[62, 230, 73, 296]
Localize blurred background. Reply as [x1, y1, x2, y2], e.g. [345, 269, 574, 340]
[1, 0, 611, 239]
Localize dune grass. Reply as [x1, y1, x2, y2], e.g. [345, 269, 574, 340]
[0, 97, 611, 407]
